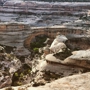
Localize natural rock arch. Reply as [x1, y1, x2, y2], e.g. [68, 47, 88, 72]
[24, 31, 53, 48]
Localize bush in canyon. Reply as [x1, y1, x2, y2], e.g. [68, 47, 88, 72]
[33, 48, 39, 53]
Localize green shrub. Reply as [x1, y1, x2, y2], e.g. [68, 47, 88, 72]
[20, 73, 24, 77]
[28, 69, 31, 74]
[15, 73, 19, 77]
[17, 81, 22, 86]
[33, 48, 39, 53]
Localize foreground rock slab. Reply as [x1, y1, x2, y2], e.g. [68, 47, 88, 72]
[30, 72, 90, 90]
[1, 72, 90, 90]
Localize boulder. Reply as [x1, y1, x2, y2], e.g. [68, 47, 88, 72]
[49, 35, 68, 54]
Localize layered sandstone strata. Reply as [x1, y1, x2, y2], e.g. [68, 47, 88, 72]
[0, 22, 31, 55]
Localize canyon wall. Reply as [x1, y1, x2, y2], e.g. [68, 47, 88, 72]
[0, 2, 90, 16]
[0, 22, 31, 55]
[0, 22, 89, 55]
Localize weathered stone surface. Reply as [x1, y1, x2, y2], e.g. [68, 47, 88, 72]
[1, 72, 90, 90]
[30, 72, 90, 90]
[63, 49, 90, 69]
